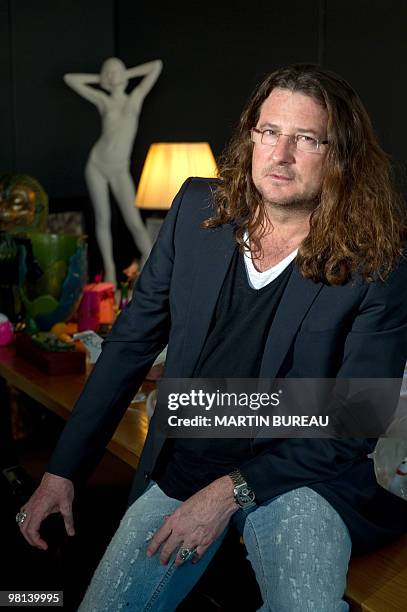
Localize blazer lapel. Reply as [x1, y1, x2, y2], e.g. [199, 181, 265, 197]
[259, 265, 324, 379]
[180, 223, 236, 375]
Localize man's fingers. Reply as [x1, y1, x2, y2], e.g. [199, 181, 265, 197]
[29, 531, 49, 551]
[60, 505, 75, 537]
[20, 519, 49, 551]
[16, 474, 75, 551]
[191, 544, 207, 564]
[146, 522, 172, 557]
[159, 535, 180, 565]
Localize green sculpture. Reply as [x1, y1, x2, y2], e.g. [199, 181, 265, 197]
[0, 175, 87, 330]
[20, 233, 87, 329]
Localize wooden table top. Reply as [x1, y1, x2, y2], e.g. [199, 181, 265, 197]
[346, 532, 407, 611]
[0, 345, 148, 469]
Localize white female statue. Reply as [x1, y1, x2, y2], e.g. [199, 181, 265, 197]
[64, 57, 163, 287]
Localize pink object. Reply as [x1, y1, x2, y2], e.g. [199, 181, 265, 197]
[0, 314, 14, 346]
[78, 282, 115, 331]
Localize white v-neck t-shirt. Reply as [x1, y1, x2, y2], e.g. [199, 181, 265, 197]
[242, 232, 298, 290]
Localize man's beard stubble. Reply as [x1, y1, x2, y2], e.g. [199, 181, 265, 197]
[259, 188, 320, 216]
[256, 165, 321, 215]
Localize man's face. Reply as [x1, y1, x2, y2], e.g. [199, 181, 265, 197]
[251, 88, 328, 208]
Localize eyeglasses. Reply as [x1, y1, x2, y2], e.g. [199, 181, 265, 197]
[251, 127, 328, 153]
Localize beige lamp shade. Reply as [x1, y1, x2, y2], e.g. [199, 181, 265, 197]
[136, 142, 217, 210]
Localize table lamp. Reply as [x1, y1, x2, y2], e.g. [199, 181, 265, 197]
[136, 142, 217, 211]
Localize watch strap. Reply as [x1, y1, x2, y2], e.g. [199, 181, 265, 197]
[229, 469, 257, 509]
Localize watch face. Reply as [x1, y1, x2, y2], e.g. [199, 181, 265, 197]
[236, 485, 256, 506]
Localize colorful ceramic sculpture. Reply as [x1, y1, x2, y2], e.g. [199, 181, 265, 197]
[20, 233, 88, 330]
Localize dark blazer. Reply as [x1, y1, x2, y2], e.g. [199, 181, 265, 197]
[48, 178, 407, 553]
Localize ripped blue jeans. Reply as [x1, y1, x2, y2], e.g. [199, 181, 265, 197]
[79, 483, 351, 611]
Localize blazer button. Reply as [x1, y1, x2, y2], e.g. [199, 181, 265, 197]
[144, 471, 150, 481]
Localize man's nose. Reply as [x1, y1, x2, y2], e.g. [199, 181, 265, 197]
[270, 135, 295, 164]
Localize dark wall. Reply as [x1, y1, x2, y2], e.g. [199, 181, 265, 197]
[0, 1, 14, 172]
[1, 0, 115, 198]
[1, 1, 406, 273]
[324, 0, 406, 180]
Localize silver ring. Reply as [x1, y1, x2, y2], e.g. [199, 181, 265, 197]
[16, 510, 27, 525]
[178, 546, 197, 562]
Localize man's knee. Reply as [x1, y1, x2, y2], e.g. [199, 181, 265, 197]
[243, 487, 351, 555]
[240, 487, 351, 610]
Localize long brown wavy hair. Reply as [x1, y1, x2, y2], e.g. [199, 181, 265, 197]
[204, 64, 407, 284]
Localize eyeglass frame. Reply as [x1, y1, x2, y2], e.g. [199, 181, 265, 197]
[251, 127, 329, 153]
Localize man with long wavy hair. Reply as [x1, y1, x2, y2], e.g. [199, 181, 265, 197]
[19, 65, 407, 611]
[209, 65, 406, 284]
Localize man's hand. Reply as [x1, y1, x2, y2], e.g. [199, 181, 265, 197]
[17, 472, 75, 551]
[146, 475, 237, 566]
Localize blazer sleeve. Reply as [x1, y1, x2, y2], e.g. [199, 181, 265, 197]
[239, 256, 407, 504]
[46, 178, 193, 481]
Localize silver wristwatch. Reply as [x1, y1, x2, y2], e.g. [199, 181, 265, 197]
[229, 469, 257, 510]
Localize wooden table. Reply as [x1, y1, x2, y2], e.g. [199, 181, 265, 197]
[346, 534, 407, 611]
[0, 345, 148, 468]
